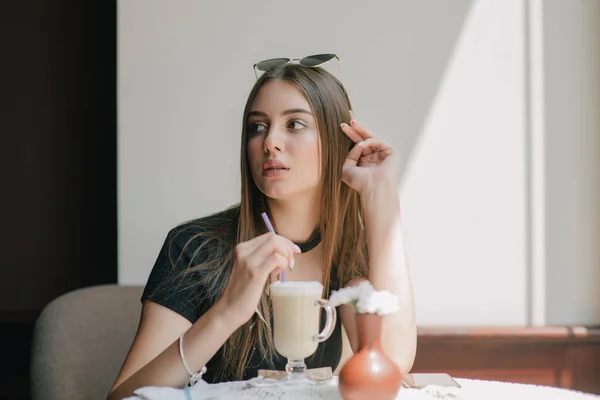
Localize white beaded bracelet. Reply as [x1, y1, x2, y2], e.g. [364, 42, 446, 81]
[179, 331, 207, 386]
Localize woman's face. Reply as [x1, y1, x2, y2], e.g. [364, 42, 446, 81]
[247, 79, 321, 200]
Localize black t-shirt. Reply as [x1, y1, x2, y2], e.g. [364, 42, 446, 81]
[141, 206, 343, 383]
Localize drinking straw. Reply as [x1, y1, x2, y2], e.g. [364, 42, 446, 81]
[260, 212, 286, 282]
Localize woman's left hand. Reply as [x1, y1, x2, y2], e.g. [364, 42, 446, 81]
[341, 120, 399, 196]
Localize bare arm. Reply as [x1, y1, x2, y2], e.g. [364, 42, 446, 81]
[361, 184, 417, 373]
[108, 232, 299, 399]
[108, 300, 237, 400]
[339, 119, 417, 374]
[333, 305, 360, 375]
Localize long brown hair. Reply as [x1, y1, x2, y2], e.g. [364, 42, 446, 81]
[176, 64, 368, 381]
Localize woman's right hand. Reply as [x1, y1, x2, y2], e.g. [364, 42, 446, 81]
[216, 232, 301, 327]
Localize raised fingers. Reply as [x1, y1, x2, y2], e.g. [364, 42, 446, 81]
[340, 120, 376, 144]
[344, 141, 365, 169]
[344, 137, 392, 168]
[349, 120, 375, 139]
[340, 122, 363, 143]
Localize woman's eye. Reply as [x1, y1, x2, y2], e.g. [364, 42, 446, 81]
[288, 120, 307, 130]
[248, 123, 267, 134]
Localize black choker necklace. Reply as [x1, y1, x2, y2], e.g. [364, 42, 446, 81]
[293, 230, 322, 253]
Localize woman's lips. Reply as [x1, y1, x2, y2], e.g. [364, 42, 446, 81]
[263, 159, 289, 170]
[263, 168, 289, 178]
[262, 159, 289, 178]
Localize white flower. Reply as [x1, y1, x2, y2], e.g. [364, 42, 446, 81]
[329, 280, 400, 315]
[329, 284, 362, 307]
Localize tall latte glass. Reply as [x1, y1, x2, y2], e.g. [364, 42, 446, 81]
[269, 281, 337, 381]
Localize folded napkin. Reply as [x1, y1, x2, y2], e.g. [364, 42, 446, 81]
[123, 380, 233, 400]
[123, 377, 468, 400]
[123, 378, 340, 400]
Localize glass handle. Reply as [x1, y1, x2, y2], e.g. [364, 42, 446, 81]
[314, 299, 336, 342]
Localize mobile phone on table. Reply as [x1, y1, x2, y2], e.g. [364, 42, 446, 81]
[402, 373, 461, 389]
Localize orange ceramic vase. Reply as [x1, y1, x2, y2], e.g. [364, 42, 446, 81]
[339, 313, 403, 400]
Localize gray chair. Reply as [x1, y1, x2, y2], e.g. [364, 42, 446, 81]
[31, 284, 144, 400]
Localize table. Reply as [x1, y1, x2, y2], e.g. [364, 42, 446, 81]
[126, 377, 600, 400]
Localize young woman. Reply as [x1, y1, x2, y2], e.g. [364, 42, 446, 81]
[108, 60, 416, 399]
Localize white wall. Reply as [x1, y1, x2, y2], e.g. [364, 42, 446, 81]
[118, 0, 600, 326]
[401, 0, 527, 325]
[543, 0, 600, 325]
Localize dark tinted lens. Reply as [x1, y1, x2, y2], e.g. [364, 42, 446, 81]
[300, 54, 336, 67]
[255, 58, 290, 71]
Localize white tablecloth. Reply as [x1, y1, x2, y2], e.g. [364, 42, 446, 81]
[125, 377, 600, 400]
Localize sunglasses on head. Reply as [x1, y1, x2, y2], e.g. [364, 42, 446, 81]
[253, 53, 346, 92]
